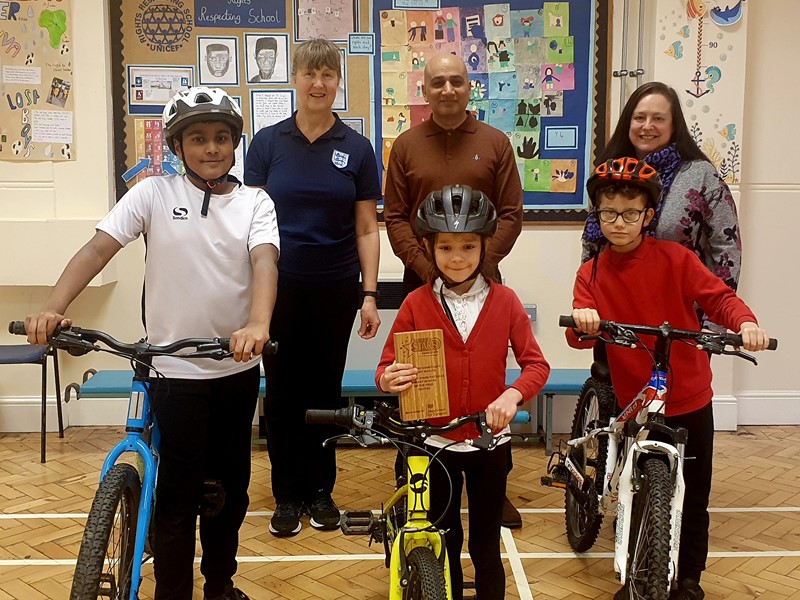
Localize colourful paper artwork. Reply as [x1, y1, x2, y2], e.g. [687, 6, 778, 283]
[379, 1, 580, 193]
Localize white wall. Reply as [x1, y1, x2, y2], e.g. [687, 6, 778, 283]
[1, 0, 797, 431]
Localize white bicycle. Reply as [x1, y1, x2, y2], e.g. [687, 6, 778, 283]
[541, 316, 777, 599]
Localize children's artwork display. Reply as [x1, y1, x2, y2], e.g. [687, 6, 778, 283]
[0, 0, 75, 161]
[653, 0, 748, 184]
[105, 0, 606, 216]
[374, 0, 607, 218]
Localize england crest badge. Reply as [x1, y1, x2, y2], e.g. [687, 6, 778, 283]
[331, 149, 349, 168]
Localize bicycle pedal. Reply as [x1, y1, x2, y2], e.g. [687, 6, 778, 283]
[542, 460, 569, 487]
[540, 475, 567, 489]
[340, 510, 375, 535]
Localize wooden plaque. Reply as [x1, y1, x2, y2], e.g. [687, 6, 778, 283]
[394, 329, 450, 421]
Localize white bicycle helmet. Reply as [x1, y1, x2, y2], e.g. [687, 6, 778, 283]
[162, 87, 243, 154]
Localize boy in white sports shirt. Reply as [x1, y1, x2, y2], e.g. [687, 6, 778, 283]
[25, 87, 279, 600]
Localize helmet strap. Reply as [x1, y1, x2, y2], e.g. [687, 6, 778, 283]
[180, 151, 237, 218]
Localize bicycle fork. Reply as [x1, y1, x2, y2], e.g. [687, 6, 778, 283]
[614, 440, 685, 588]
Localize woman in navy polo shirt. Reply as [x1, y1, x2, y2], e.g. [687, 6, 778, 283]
[245, 37, 382, 538]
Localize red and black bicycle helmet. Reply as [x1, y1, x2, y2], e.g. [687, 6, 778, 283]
[586, 157, 663, 207]
[416, 184, 498, 238]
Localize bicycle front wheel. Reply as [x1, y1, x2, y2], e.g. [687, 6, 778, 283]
[403, 546, 447, 600]
[71, 463, 141, 600]
[624, 458, 673, 600]
[565, 378, 615, 552]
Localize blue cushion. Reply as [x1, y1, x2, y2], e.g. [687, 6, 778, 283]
[79, 368, 591, 399]
[79, 370, 134, 396]
[0, 345, 48, 365]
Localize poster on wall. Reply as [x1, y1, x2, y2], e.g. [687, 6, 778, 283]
[0, 0, 75, 161]
[294, 0, 358, 42]
[653, 0, 747, 184]
[373, 0, 601, 216]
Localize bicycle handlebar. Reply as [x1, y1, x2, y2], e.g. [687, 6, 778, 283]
[306, 402, 529, 450]
[9, 321, 278, 360]
[558, 315, 778, 352]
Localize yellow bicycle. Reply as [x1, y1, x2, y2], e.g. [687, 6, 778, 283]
[306, 401, 526, 600]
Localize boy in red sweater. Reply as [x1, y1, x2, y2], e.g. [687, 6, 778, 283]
[567, 158, 770, 600]
[376, 185, 550, 600]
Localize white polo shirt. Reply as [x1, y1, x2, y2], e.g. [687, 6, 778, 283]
[98, 174, 280, 379]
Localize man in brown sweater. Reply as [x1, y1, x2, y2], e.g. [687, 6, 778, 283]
[384, 53, 523, 294]
[383, 53, 525, 528]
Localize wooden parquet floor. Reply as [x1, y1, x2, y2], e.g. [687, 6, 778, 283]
[1, 425, 800, 599]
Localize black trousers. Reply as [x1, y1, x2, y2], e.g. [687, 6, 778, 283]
[650, 402, 714, 583]
[429, 445, 510, 600]
[263, 274, 359, 503]
[151, 366, 260, 600]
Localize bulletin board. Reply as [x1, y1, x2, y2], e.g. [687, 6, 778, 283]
[108, 0, 608, 221]
[108, 0, 375, 199]
[374, 0, 609, 221]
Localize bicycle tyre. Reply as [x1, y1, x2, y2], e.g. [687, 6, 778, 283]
[403, 546, 447, 600]
[70, 463, 141, 600]
[565, 378, 615, 552]
[624, 458, 673, 600]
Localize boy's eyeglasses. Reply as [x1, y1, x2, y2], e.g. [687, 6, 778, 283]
[595, 208, 648, 224]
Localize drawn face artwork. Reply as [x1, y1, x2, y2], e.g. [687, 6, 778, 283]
[206, 48, 230, 77]
[256, 48, 277, 79]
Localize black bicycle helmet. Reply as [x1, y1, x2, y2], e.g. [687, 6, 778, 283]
[586, 157, 663, 207]
[163, 87, 243, 154]
[416, 185, 498, 238]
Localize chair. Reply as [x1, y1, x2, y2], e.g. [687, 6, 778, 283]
[0, 344, 63, 463]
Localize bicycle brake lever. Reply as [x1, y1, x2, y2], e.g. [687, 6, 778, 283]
[322, 433, 367, 448]
[190, 350, 234, 360]
[721, 348, 758, 365]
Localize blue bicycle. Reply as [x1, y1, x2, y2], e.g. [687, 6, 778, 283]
[9, 321, 275, 600]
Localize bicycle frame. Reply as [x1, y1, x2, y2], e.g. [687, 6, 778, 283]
[100, 369, 158, 600]
[386, 454, 452, 600]
[567, 370, 686, 586]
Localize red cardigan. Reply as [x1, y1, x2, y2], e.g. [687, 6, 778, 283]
[566, 236, 757, 416]
[376, 280, 550, 441]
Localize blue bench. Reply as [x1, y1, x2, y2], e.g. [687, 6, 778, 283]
[73, 368, 590, 453]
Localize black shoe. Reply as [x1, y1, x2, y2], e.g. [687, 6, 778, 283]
[308, 492, 341, 530]
[669, 579, 705, 600]
[269, 500, 304, 537]
[204, 585, 251, 600]
[501, 495, 522, 529]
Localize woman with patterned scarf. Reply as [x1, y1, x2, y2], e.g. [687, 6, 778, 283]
[580, 81, 741, 600]
[582, 82, 741, 302]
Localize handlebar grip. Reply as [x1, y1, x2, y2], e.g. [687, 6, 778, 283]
[558, 315, 575, 328]
[305, 407, 353, 428]
[724, 333, 778, 351]
[511, 410, 530, 424]
[9, 321, 26, 335]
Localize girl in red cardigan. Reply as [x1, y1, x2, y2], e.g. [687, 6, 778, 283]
[376, 185, 550, 600]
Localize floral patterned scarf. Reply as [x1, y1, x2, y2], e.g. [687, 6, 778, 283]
[582, 143, 683, 244]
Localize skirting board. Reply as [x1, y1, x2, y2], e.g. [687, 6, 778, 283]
[2, 392, 798, 433]
[736, 391, 800, 425]
[0, 396, 260, 432]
